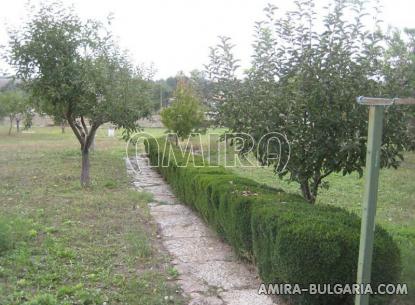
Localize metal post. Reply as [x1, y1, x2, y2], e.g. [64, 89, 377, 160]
[355, 106, 384, 305]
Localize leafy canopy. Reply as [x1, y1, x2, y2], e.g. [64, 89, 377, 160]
[206, 0, 413, 203]
[8, 2, 152, 141]
[160, 80, 205, 141]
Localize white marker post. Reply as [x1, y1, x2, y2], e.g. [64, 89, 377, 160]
[108, 127, 115, 137]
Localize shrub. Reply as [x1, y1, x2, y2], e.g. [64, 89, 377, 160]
[252, 203, 401, 305]
[145, 137, 401, 305]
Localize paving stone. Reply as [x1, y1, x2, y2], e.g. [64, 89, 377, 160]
[150, 204, 191, 215]
[188, 293, 224, 305]
[158, 224, 215, 239]
[177, 278, 209, 294]
[163, 237, 234, 263]
[148, 202, 159, 208]
[126, 157, 280, 305]
[186, 260, 259, 290]
[153, 195, 178, 205]
[220, 289, 277, 305]
[145, 184, 175, 195]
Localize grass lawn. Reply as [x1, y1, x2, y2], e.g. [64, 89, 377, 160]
[1, 126, 413, 304]
[0, 126, 185, 305]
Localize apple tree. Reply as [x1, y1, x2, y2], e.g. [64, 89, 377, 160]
[8, 3, 152, 186]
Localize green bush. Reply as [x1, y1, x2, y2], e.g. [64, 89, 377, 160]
[145, 137, 401, 305]
[252, 203, 401, 305]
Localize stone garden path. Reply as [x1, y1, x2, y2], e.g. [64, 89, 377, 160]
[126, 155, 280, 305]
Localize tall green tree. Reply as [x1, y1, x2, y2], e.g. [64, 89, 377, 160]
[205, 36, 241, 127]
[8, 2, 151, 186]
[383, 28, 415, 97]
[160, 80, 205, 145]
[150, 80, 172, 111]
[383, 28, 415, 149]
[208, 0, 411, 203]
[189, 69, 212, 107]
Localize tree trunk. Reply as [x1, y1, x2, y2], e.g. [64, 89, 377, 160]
[16, 118, 20, 133]
[80, 128, 98, 187]
[81, 149, 90, 187]
[300, 180, 316, 204]
[61, 121, 65, 133]
[8, 116, 13, 135]
[66, 114, 99, 188]
[90, 137, 95, 153]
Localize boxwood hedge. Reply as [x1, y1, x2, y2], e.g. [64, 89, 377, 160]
[144, 137, 401, 305]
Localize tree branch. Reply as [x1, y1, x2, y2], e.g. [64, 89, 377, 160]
[316, 169, 333, 186]
[66, 111, 85, 147]
[74, 120, 85, 138]
[84, 122, 101, 151]
[80, 115, 89, 136]
[299, 178, 312, 203]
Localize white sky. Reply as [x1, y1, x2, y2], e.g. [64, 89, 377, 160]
[1, 0, 414, 79]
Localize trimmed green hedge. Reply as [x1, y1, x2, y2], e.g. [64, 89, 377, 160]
[145, 137, 401, 305]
